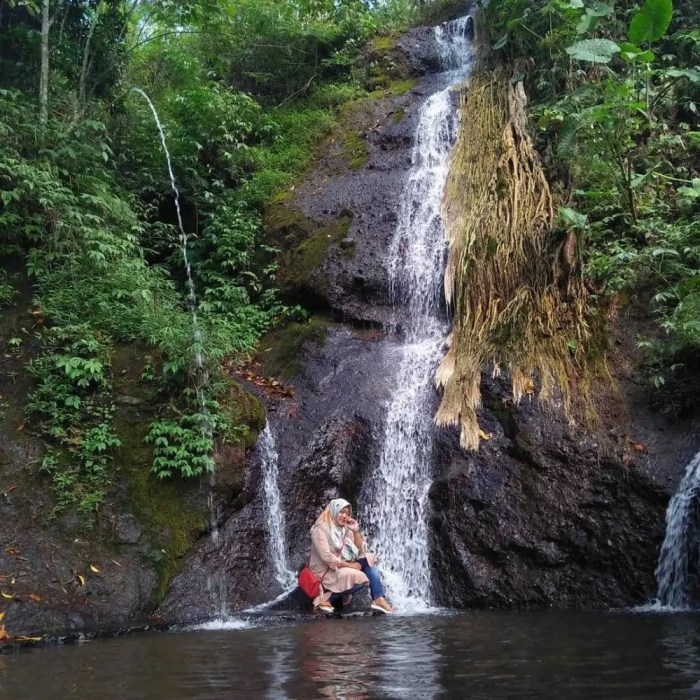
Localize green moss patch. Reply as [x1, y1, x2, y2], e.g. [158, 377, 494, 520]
[257, 316, 330, 379]
[267, 206, 353, 293]
[219, 379, 266, 450]
[368, 32, 401, 54]
[368, 76, 418, 99]
[343, 131, 369, 170]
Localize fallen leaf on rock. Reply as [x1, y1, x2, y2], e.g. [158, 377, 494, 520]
[0, 612, 5, 622]
[28, 594, 41, 602]
[111, 560, 122, 567]
[1, 591, 16, 600]
[13, 635, 43, 642]
[627, 439, 647, 453]
[478, 430, 492, 440]
[76, 574, 85, 587]
[5, 546, 20, 556]
[89, 565, 100, 574]
[0, 625, 7, 641]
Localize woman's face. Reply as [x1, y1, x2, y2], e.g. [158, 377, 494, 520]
[335, 506, 351, 526]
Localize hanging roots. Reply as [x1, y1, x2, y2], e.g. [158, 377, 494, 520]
[436, 67, 594, 451]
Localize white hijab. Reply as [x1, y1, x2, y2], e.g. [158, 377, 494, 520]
[312, 498, 359, 560]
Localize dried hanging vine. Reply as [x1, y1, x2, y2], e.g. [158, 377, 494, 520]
[436, 67, 593, 450]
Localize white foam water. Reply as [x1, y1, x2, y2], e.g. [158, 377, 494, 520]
[191, 618, 253, 631]
[655, 450, 700, 609]
[259, 423, 296, 590]
[365, 16, 473, 612]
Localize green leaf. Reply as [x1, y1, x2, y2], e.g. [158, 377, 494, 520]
[664, 68, 700, 83]
[577, 13, 595, 34]
[565, 38, 621, 63]
[587, 2, 614, 16]
[492, 33, 508, 50]
[619, 42, 656, 63]
[628, 0, 673, 44]
[559, 206, 589, 229]
[678, 178, 700, 199]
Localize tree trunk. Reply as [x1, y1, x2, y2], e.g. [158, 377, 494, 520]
[39, 0, 50, 125]
[77, 3, 102, 114]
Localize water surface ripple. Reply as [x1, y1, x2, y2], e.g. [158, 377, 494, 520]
[6, 612, 700, 699]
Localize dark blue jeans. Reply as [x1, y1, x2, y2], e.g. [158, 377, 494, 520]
[329, 557, 385, 602]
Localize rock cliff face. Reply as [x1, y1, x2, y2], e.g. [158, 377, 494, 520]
[158, 16, 698, 623]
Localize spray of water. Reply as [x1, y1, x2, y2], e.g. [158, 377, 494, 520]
[366, 17, 473, 612]
[655, 450, 700, 609]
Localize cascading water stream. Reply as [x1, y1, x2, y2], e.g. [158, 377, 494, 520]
[259, 422, 296, 589]
[655, 449, 700, 609]
[365, 16, 473, 611]
[131, 89, 217, 540]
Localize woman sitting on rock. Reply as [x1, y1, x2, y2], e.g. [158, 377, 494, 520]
[309, 497, 395, 615]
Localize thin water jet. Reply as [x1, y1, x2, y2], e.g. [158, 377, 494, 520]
[131, 88, 214, 471]
[132, 88, 224, 613]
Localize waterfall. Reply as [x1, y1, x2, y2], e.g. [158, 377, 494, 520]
[365, 17, 473, 611]
[259, 423, 296, 589]
[655, 450, 700, 608]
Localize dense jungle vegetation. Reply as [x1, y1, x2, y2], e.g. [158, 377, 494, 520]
[1, 0, 697, 519]
[0, 0, 455, 517]
[485, 0, 700, 413]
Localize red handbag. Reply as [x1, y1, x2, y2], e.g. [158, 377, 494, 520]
[298, 565, 324, 599]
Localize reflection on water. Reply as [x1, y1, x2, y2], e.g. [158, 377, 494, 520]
[661, 614, 700, 693]
[6, 612, 700, 698]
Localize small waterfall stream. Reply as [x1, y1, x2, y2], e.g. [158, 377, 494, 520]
[655, 449, 700, 608]
[365, 17, 473, 610]
[259, 422, 296, 589]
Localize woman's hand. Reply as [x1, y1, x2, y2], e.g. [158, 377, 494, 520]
[346, 517, 360, 533]
[341, 561, 362, 571]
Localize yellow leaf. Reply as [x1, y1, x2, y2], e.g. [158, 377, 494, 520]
[76, 574, 85, 587]
[29, 594, 41, 602]
[0, 625, 7, 641]
[89, 565, 100, 574]
[0, 611, 5, 622]
[14, 635, 43, 642]
[478, 430, 492, 441]
[1, 591, 14, 600]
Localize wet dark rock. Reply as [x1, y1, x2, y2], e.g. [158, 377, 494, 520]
[113, 514, 142, 544]
[154, 13, 699, 624]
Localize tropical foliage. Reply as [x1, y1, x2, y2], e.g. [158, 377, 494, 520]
[0, 0, 454, 515]
[485, 0, 700, 414]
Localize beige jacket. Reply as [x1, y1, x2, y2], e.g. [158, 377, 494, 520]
[309, 526, 376, 605]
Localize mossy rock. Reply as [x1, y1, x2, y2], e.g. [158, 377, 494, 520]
[257, 316, 330, 380]
[267, 206, 353, 295]
[343, 131, 369, 170]
[219, 379, 266, 450]
[363, 30, 408, 89]
[368, 32, 401, 54]
[368, 77, 418, 100]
